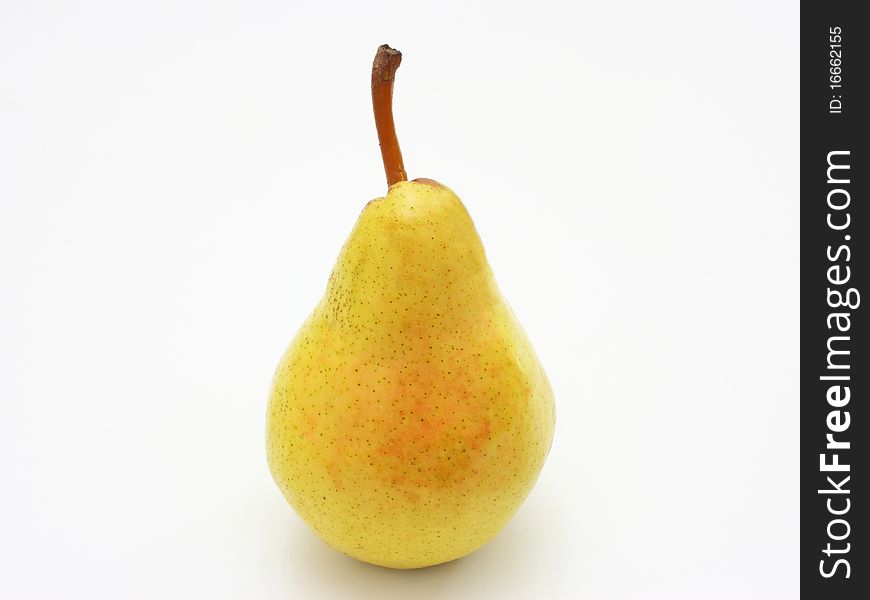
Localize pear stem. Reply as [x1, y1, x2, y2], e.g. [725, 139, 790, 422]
[371, 45, 407, 188]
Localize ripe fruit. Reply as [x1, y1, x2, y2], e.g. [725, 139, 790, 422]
[266, 45, 555, 569]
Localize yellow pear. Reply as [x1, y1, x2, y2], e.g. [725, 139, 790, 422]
[266, 45, 555, 569]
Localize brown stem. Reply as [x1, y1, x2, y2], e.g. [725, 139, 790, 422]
[371, 44, 407, 188]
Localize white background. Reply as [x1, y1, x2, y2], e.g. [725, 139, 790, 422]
[0, 1, 799, 598]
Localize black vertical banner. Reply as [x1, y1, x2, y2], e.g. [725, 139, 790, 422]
[802, 3, 868, 598]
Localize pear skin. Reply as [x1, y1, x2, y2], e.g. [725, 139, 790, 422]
[266, 180, 555, 568]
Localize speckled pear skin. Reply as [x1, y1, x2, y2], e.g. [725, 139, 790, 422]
[266, 180, 555, 569]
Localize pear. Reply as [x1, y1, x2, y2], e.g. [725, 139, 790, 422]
[266, 45, 555, 569]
